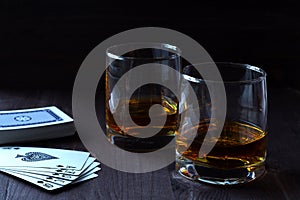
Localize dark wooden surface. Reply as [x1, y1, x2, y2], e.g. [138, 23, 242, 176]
[0, 87, 299, 200]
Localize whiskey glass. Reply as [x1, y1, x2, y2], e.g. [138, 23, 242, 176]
[106, 43, 181, 153]
[176, 62, 267, 185]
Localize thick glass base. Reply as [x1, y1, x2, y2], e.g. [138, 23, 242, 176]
[106, 128, 174, 153]
[176, 157, 266, 185]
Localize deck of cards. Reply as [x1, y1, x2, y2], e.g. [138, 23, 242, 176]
[0, 106, 75, 144]
[0, 146, 100, 190]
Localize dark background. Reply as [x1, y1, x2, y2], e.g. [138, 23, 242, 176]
[0, 0, 299, 89]
[1, 2, 300, 198]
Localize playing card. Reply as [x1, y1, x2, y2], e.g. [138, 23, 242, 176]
[1, 169, 73, 186]
[3, 159, 100, 180]
[0, 147, 101, 191]
[2, 163, 100, 186]
[3, 167, 100, 190]
[1, 170, 64, 190]
[0, 157, 96, 176]
[0, 147, 90, 170]
[0, 106, 75, 144]
[72, 173, 99, 185]
[77, 166, 101, 178]
[74, 162, 100, 179]
[1, 162, 100, 190]
[0, 106, 72, 130]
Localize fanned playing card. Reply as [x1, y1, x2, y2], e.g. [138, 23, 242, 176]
[1, 157, 98, 178]
[0, 147, 89, 170]
[3, 160, 100, 181]
[0, 146, 101, 191]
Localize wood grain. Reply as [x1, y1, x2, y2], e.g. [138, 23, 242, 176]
[0, 87, 299, 199]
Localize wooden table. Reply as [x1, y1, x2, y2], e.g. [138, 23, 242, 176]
[0, 87, 299, 200]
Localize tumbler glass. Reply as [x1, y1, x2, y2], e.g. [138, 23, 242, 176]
[176, 62, 267, 185]
[106, 43, 181, 153]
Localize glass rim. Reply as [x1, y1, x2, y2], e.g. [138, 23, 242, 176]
[183, 62, 267, 84]
[106, 42, 181, 61]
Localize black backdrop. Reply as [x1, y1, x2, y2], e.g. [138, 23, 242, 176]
[1, 0, 299, 89]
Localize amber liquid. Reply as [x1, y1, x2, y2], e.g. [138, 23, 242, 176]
[176, 121, 267, 169]
[106, 98, 178, 153]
